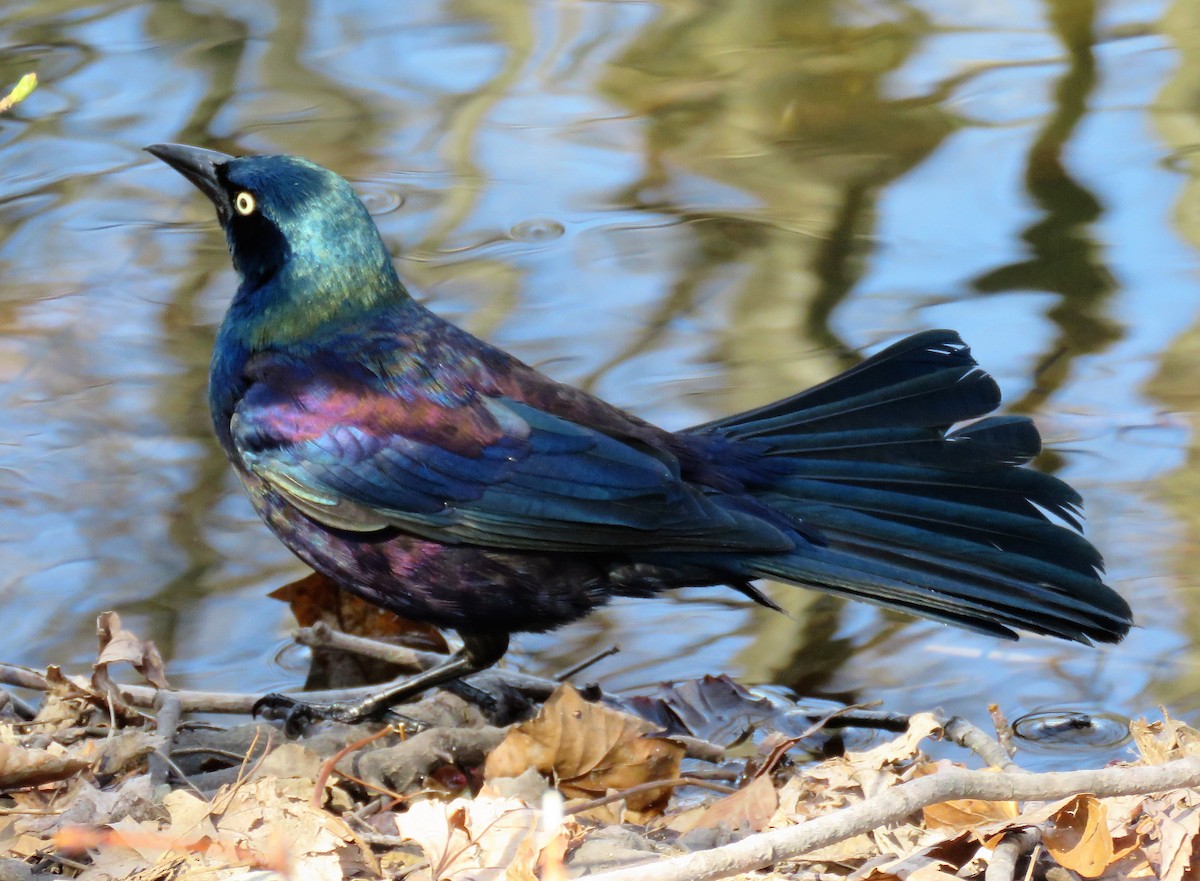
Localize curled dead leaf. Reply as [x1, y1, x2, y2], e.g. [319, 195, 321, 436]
[93, 611, 170, 696]
[1131, 711, 1200, 765]
[1044, 794, 1114, 878]
[847, 712, 943, 772]
[484, 685, 683, 816]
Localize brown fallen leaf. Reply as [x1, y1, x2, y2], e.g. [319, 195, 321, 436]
[1131, 711, 1200, 764]
[215, 776, 362, 880]
[1156, 804, 1200, 881]
[914, 763, 1018, 832]
[36, 665, 101, 730]
[667, 773, 777, 835]
[1043, 794, 1114, 878]
[484, 685, 683, 816]
[846, 712, 943, 773]
[93, 611, 170, 698]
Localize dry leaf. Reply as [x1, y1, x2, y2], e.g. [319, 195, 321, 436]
[485, 685, 683, 816]
[395, 794, 541, 881]
[1131, 712, 1200, 764]
[914, 763, 1018, 831]
[215, 776, 360, 880]
[846, 712, 942, 772]
[620, 674, 780, 746]
[75, 729, 164, 776]
[161, 789, 220, 845]
[667, 774, 777, 834]
[1043, 794, 1114, 878]
[862, 853, 963, 880]
[1157, 804, 1200, 881]
[93, 611, 170, 696]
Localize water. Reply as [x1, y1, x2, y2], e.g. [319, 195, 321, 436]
[0, 0, 1195, 770]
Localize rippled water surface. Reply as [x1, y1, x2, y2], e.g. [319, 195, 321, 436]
[1, 0, 1197, 769]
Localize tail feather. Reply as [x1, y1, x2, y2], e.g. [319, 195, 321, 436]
[695, 330, 999, 436]
[690, 330, 1132, 644]
[744, 416, 1042, 471]
[769, 470, 1100, 574]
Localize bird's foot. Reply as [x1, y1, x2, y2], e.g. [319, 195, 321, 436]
[252, 692, 425, 736]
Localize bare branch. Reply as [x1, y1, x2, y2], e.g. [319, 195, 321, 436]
[584, 757, 1200, 881]
[942, 715, 1025, 772]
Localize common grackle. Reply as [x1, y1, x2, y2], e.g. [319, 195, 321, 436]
[147, 144, 1132, 723]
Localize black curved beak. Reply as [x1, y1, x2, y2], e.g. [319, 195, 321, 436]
[145, 143, 234, 215]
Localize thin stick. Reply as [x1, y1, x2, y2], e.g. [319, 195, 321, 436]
[985, 827, 1041, 881]
[310, 725, 396, 810]
[554, 645, 621, 682]
[149, 692, 184, 788]
[942, 715, 1024, 773]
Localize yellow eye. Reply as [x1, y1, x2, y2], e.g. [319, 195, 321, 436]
[234, 191, 256, 216]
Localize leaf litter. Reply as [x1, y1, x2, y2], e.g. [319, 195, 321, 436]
[1, 612, 1199, 880]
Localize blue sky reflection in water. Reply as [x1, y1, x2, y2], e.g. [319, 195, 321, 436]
[0, 0, 1196, 767]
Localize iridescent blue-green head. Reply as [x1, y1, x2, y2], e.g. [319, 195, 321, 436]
[146, 144, 407, 345]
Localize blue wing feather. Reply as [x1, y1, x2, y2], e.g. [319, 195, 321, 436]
[232, 363, 797, 554]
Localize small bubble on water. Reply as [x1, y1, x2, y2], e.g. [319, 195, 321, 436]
[510, 218, 565, 242]
[359, 183, 405, 216]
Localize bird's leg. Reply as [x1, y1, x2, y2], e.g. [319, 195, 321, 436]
[254, 630, 510, 730]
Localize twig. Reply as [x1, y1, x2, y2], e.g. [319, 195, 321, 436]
[582, 757, 1200, 881]
[756, 703, 882, 778]
[0, 662, 521, 715]
[311, 725, 396, 810]
[554, 644, 621, 681]
[820, 707, 909, 732]
[985, 827, 1041, 881]
[942, 715, 1024, 772]
[0, 663, 50, 691]
[564, 777, 738, 816]
[1023, 843, 1042, 881]
[149, 692, 183, 788]
[989, 704, 1018, 758]
[295, 623, 561, 700]
[0, 687, 37, 720]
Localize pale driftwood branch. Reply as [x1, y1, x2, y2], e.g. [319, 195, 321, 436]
[149, 692, 183, 787]
[942, 715, 1025, 773]
[0, 663, 436, 714]
[0, 687, 37, 719]
[985, 827, 1041, 881]
[584, 757, 1200, 881]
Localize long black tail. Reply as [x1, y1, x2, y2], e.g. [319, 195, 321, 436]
[689, 330, 1132, 644]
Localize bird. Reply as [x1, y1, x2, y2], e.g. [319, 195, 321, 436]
[146, 143, 1132, 723]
